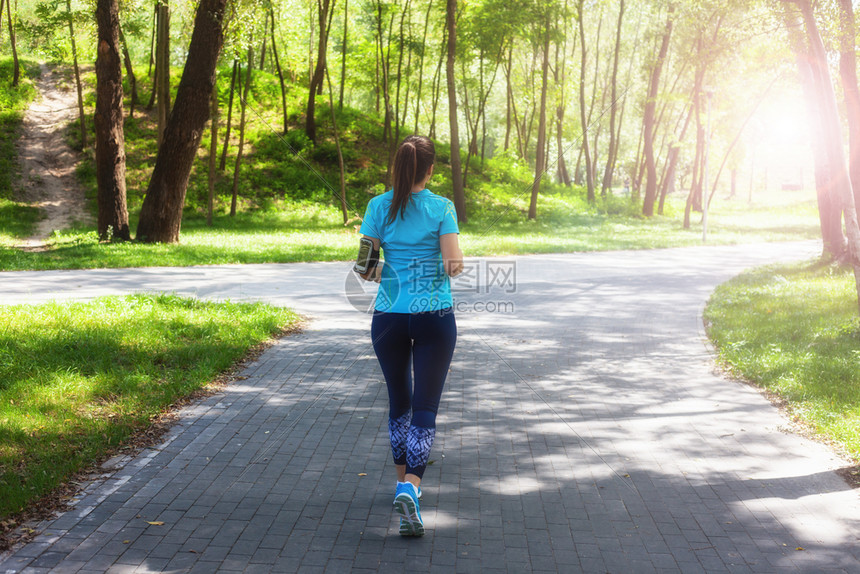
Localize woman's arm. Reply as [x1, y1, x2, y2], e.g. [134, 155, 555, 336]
[359, 236, 382, 282]
[440, 233, 464, 277]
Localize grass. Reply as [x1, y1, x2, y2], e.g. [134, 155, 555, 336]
[0, 294, 299, 519]
[0, 58, 43, 244]
[704, 261, 860, 459]
[0, 188, 821, 271]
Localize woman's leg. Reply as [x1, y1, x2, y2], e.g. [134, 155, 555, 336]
[405, 309, 457, 486]
[371, 312, 413, 474]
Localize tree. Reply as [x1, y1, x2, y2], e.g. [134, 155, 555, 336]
[601, 0, 624, 195]
[136, 0, 229, 243]
[577, 0, 595, 202]
[94, 0, 130, 241]
[528, 10, 551, 220]
[231, 46, 253, 217]
[155, 0, 170, 146]
[3, 0, 19, 87]
[306, 0, 336, 143]
[67, 0, 86, 148]
[786, 0, 860, 311]
[642, 4, 674, 217]
[446, 0, 467, 222]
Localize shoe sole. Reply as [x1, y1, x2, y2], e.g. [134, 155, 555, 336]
[394, 493, 424, 536]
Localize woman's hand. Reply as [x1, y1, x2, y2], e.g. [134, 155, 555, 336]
[440, 233, 464, 277]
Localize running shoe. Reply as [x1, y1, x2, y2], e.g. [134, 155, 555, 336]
[393, 481, 424, 536]
[395, 481, 422, 499]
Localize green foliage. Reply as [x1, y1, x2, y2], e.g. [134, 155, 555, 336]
[0, 294, 298, 519]
[0, 59, 42, 244]
[705, 261, 860, 459]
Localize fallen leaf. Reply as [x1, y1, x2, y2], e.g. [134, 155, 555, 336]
[796, 547, 805, 551]
[146, 521, 165, 526]
[123, 540, 130, 544]
[358, 473, 367, 477]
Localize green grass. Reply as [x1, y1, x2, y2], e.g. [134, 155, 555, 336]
[0, 188, 821, 271]
[704, 261, 860, 458]
[0, 58, 43, 244]
[0, 294, 299, 519]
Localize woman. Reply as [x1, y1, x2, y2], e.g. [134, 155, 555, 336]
[359, 135, 464, 536]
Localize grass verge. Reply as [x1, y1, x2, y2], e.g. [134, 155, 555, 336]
[0, 294, 299, 522]
[704, 260, 860, 459]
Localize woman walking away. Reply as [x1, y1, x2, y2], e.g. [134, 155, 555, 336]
[358, 135, 464, 536]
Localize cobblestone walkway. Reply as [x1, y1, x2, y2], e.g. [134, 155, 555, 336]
[2, 242, 859, 573]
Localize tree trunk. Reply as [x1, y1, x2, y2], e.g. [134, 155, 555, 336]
[838, 0, 860, 222]
[429, 22, 447, 138]
[326, 69, 349, 224]
[118, 25, 139, 118]
[577, 0, 594, 202]
[306, 0, 334, 143]
[339, 0, 347, 110]
[259, 10, 268, 70]
[414, 0, 433, 133]
[207, 72, 219, 226]
[231, 46, 253, 217]
[67, 0, 86, 148]
[5, 0, 19, 87]
[528, 15, 551, 220]
[642, 5, 673, 216]
[601, 0, 624, 195]
[446, 0, 466, 222]
[796, 0, 860, 309]
[156, 1, 170, 147]
[783, 1, 845, 257]
[270, 8, 288, 134]
[136, 0, 229, 243]
[219, 60, 238, 171]
[95, 0, 130, 241]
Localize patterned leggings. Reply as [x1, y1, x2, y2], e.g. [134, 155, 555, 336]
[371, 309, 457, 479]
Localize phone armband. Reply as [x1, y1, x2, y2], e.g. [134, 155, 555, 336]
[354, 237, 380, 274]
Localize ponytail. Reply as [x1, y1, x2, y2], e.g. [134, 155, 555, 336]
[387, 135, 436, 224]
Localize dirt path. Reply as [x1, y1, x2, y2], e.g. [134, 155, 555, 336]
[15, 63, 92, 248]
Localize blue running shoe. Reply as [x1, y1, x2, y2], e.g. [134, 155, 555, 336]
[393, 482, 424, 536]
[395, 481, 422, 499]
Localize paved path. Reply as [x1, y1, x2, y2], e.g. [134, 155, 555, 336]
[2, 242, 860, 573]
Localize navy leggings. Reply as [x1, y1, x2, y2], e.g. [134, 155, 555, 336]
[371, 309, 457, 478]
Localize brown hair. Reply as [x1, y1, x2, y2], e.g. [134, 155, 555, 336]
[387, 135, 435, 224]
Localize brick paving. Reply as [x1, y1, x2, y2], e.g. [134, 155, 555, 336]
[2, 242, 860, 572]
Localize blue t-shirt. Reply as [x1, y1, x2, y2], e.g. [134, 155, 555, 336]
[360, 188, 460, 313]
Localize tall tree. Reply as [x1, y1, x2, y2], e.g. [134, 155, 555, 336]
[219, 60, 238, 171]
[791, 0, 860, 311]
[66, 0, 86, 148]
[269, 7, 288, 134]
[207, 72, 218, 226]
[231, 46, 253, 217]
[446, 0, 467, 222]
[838, 0, 860, 220]
[601, 0, 624, 195]
[119, 25, 139, 118]
[577, 0, 595, 202]
[4, 0, 19, 86]
[136, 0, 229, 243]
[642, 4, 674, 216]
[306, 0, 335, 143]
[94, 0, 130, 240]
[782, 1, 845, 257]
[528, 11, 551, 220]
[155, 0, 170, 146]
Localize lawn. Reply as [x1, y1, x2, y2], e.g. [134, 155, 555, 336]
[705, 261, 860, 459]
[0, 294, 299, 520]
